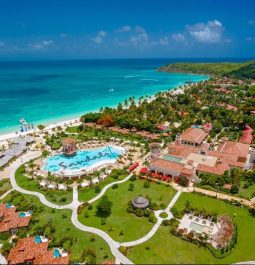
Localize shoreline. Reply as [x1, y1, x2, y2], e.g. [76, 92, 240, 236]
[0, 77, 208, 143]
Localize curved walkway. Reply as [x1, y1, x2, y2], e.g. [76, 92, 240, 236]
[121, 190, 182, 247]
[88, 153, 151, 204]
[8, 150, 134, 264]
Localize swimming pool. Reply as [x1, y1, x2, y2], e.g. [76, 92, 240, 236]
[19, 212, 26, 217]
[43, 145, 124, 176]
[34, 236, 42, 243]
[189, 222, 204, 233]
[54, 248, 61, 258]
[163, 154, 182, 163]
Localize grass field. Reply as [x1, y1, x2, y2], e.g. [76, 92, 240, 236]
[0, 179, 12, 196]
[78, 179, 176, 242]
[127, 192, 255, 264]
[15, 165, 73, 205]
[1, 191, 113, 263]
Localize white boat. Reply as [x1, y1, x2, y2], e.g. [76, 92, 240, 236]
[20, 118, 27, 126]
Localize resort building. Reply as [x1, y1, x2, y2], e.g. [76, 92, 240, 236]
[176, 128, 208, 147]
[149, 127, 251, 180]
[7, 236, 69, 264]
[0, 203, 31, 234]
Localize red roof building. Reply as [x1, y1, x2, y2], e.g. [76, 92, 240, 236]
[179, 128, 208, 146]
[7, 237, 69, 265]
[0, 203, 31, 233]
[239, 125, 253, 144]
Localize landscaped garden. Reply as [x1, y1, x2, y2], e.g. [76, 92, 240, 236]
[0, 190, 113, 264]
[127, 192, 255, 264]
[78, 168, 129, 202]
[15, 165, 73, 205]
[78, 178, 176, 242]
[0, 179, 12, 196]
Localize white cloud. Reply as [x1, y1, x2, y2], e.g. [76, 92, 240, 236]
[98, 30, 107, 37]
[248, 20, 254, 25]
[130, 32, 149, 45]
[116, 25, 131, 32]
[172, 33, 185, 42]
[135, 25, 146, 33]
[60, 33, 67, 37]
[0, 41, 5, 48]
[187, 20, 224, 43]
[29, 40, 53, 50]
[159, 36, 169, 46]
[92, 30, 107, 44]
[92, 36, 103, 44]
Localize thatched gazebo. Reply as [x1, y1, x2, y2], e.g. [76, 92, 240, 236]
[62, 138, 76, 157]
[132, 196, 149, 209]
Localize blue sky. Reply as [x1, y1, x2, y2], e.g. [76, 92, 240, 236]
[0, 0, 254, 60]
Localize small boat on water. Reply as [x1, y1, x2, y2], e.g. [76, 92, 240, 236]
[20, 118, 27, 126]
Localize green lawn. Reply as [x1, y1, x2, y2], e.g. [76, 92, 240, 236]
[15, 165, 73, 205]
[0, 178, 12, 196]
[238, 181, 255, 199]
[78, 179, 176, 242]
[127, 192, 255, 264]
[1, 191, 113, 263]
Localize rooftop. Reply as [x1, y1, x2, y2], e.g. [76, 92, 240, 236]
[180, 128, 208, 144]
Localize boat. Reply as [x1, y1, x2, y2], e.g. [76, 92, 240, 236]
[20, 118, 27, 126]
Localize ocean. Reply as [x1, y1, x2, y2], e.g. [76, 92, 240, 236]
[0, 58, 209, 134]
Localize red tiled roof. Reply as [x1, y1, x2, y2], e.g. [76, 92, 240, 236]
[217, 140, 250, 158]
[0, 204, 31, 233]
[34, 249, 69, 265]
[150, 159, 184, 172]
[8, 237, 69, 265]
[8, 237, 48, 264]
[180, 128, 208, 144]
[239, 125, 253, 144]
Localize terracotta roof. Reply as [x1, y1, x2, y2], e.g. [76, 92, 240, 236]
[239, 125, 253, 144]
[8, 237, 69, 265]
[150, 158, 184, 172]
[62, 138, 76, 145]
[0, 204, 31, 233]
[197, 159, 230, 176]
[218, 141, 250, 158]
[180, 128, 208, 144]
[34, 249, 69, 265]
[8, 237, 48, 264]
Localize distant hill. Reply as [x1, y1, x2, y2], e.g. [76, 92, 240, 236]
[228, 63, 255, 79]
[158, 61, 255, 79]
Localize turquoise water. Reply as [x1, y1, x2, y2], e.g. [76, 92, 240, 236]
[43, 145, 124, 173]
[34, 236, 42, 243]
[19, 212, 26, 217]
[54, 249, 61, 258]
[5, 203, 13, 208]
[0, 59, 208, 134]
[163, 154, 182, 163]
[190, 222, 204, 233]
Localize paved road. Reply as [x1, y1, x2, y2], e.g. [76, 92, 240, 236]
[121, 190, 182, 247]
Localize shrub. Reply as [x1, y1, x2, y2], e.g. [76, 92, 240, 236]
[94, 186, 101, 193]
[143, 181, 150, 188]
[130, 175, 137, 181]
[128, 183, 134, 191]
[148, 215, 157, 223]
[112, 183, 118, 189]
[159, 212, 168, 218]
[135, 208, 145, 217]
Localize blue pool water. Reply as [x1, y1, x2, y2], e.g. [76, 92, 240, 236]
[43, 145, 124, 173]
[5, 203, 12, 208]
[19, 212, 26, 217]
[54, 249, 61, 258]
[34, 236, 42, 243]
